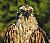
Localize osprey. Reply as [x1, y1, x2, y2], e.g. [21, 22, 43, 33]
[4, 5, 49, 43]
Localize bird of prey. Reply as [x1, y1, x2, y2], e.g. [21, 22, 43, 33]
[4, 5, 49, 43]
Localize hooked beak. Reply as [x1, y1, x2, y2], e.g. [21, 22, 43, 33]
[23, 11, 30, 20]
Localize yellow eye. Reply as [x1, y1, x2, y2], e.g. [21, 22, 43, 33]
[30, 9, 33, 12]
[20, 9, 25, 13]
[20, 9, 23, 12]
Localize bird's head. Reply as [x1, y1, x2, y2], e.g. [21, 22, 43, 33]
[17, 5, 35, 20]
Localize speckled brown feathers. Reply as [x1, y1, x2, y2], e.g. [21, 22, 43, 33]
[4, 5, 49, 43]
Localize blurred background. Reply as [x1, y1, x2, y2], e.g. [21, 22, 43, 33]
[0, 0, 50, 43]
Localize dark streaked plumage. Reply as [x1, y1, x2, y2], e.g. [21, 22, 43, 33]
[4, 5, 49, 43]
